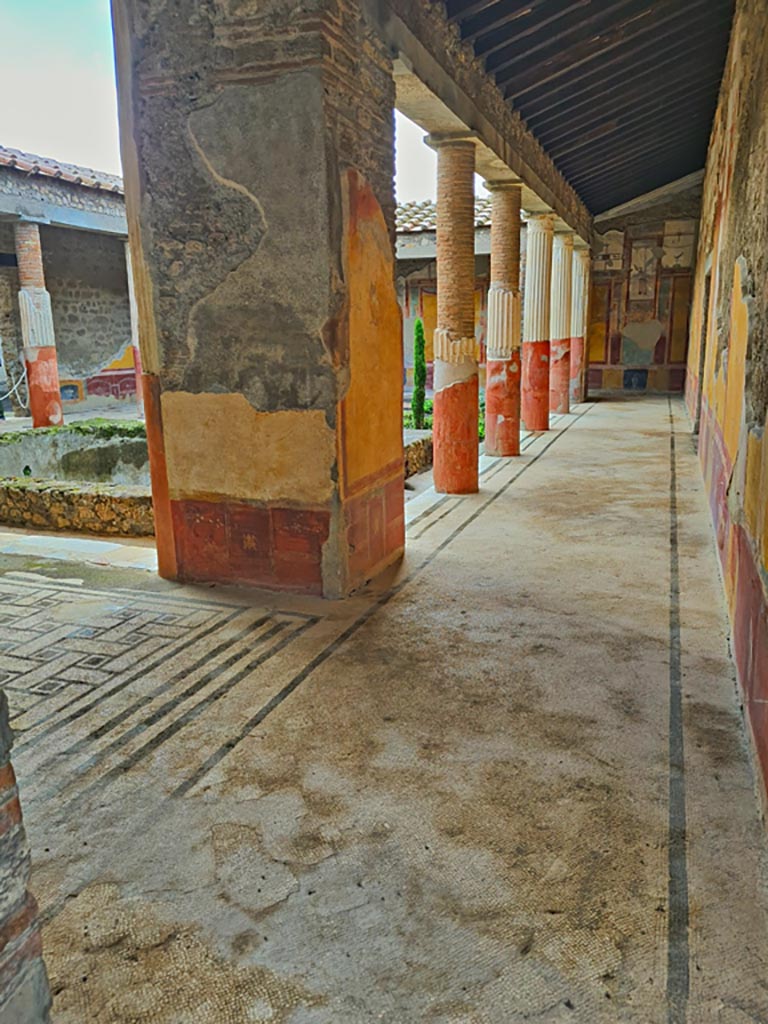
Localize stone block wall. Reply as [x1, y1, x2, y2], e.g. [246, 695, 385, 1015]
[0, 692, 51, 1024]
[0, 167, 124, 230]
[41, 227, 133, 399]
[0, 480, 154, 536]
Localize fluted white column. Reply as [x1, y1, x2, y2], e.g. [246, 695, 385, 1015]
[570, 245, 591, 404]
[125, 242, 144, 415]
[521, 213, 554, 431]
[549, 232, 573, 414]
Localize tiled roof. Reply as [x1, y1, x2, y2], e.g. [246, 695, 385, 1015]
[396, 196, 492, 233]
[0, 145, 124, 195]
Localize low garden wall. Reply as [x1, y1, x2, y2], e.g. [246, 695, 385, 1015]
[0, 427, 433, 539]
[0, 479, 154, 536]
[0, 419, 149, 485]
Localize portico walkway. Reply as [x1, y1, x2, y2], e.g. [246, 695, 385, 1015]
[4, 397, 768, 1022]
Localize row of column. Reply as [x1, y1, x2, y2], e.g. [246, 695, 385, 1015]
[8, 225, 142, 428]
[431, 139, 591, 494]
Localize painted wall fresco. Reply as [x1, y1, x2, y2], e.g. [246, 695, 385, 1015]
[684, 0, 768, 795]
[589, 215, 698, 394]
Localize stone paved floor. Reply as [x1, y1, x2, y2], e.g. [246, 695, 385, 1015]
[3, 396, 768, 1023]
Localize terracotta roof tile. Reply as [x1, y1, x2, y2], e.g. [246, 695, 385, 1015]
[0, 145, 123, 195]
[396, 196, 492, 233]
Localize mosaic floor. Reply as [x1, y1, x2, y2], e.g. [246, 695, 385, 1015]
[4, 397, 768, 1023]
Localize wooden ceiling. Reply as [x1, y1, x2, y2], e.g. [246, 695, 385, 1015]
[445, 0, 735, 214]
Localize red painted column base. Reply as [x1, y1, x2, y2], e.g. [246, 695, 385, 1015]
[485, 356, 521, 456]
[434, 376, 479, 493]
[521, 340, 550, 432]
[24, 346, 63, 427]
[549, 338, 570, 414]
[569, 336, 585, 404]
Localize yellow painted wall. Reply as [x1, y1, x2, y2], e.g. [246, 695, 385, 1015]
[338, 170, 403, 494]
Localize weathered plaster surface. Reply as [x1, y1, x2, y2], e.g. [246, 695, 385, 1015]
[684, 0, 768, 794]
[162, 394, 336, 505]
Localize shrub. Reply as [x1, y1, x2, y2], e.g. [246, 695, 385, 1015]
[411, 318, 427, 429]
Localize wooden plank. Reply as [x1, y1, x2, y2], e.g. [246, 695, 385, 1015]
[519, 5, 730, 120]
[486, 0, 648, 74]
[498, 0, 708, 99]
[550, 83, 723, 161]
[533, 44, 727, 142]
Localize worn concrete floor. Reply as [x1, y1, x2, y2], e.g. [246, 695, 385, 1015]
[4, 396, 768, 1023]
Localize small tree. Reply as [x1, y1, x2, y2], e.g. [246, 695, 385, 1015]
[412, 318, 427, 429]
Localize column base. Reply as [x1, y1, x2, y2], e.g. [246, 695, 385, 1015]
[485, 355, 521, 456]
[434, 375, 479, 494]
[550, 338, 570, 415]
[24, 346, 63, 428]
[522, 340, 550, 432]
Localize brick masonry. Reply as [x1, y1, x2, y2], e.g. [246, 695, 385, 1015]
[0, 693, 51, 1023]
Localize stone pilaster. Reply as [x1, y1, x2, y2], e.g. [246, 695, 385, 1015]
[431, 138, 478, 493]
[521, 214, 554, 432]
[112, 0, 403, 597]
[549, 232, 573, 415]
[570, 245, 591, 405]
[484, 181, 522, 457]
[0, 692, 52, 1023]
[13, 223, 63, 428]
[124, 242, 144, 416]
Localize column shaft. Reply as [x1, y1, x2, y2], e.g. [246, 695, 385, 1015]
[13, 223, 63, 428]
[124, 242, 144, 415]
[569, 247, 590, 404]
[485, 183, 522, 457]
[549, 232, 573, 414]
[521, 214, 554, 431]
[433, 141, 478, 493]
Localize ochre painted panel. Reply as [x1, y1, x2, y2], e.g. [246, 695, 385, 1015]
[338, 169, 404, 495]
[421, 290, 437, 363]
[162, 392, 336, 504]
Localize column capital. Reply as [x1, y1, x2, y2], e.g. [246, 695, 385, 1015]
[483, 177, 523, 192]
[553, 231, 574, 251]
[424, 131, 479, 152]
[525, 212, 555, 234]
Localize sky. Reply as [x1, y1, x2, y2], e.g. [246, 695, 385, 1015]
[0, 0, 487, 202]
